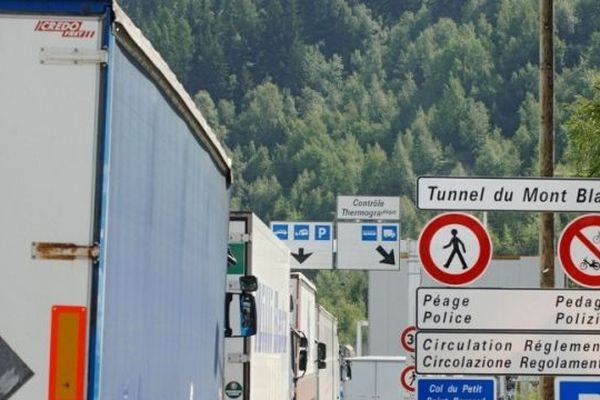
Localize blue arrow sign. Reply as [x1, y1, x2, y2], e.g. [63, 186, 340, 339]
[417, 377, 495, 400]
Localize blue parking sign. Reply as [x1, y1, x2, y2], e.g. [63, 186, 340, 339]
[315, 225, 331, 241]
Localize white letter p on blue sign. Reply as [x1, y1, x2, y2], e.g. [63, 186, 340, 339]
[315, 225, 331, 241]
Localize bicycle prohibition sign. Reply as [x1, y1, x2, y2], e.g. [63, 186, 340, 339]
[558, 214, 600, 287]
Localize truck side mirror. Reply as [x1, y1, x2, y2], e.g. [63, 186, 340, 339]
[299, 350, 308, 371]
[239, 293, 257, 337]
[318, 360, 326, 370]
[340, 360, 352, 381]
[317, 342, 326, 361]
[224, 292, 257, 338]
[299, 337, 308, 348]
[239, 275, 258, 292]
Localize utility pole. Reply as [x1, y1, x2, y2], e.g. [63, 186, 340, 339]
[539, 0, 554, 399]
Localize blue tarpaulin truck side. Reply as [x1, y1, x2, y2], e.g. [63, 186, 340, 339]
[0, 1, 232, 399]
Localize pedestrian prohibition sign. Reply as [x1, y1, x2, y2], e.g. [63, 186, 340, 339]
[400, 365, 416, 393]
[558, 214, 600, 288]
[418, 213, 492, 286]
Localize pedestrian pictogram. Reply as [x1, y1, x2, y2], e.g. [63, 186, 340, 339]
[558, 214, 600, 287]
[400, 365, 416, 393]
[418, 213, 492, 286]
[442, 229, 467, 270]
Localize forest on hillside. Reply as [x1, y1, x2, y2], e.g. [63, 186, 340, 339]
[120, 0, 600, 345]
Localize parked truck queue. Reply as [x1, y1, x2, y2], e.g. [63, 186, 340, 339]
[0, 1, 346, 399]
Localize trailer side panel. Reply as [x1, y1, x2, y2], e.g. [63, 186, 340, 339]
[96, 43, 230, 400]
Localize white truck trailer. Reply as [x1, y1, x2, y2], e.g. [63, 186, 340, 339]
[0, 1, 233, 399]
[225, 212, 293, 400]
[317, 305, 340, 400]
[290, 272, 334, 400]
[342, 356, 407, 400]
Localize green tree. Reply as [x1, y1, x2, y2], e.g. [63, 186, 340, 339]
[314, 270, 368, 346]
[405, 109, 444, 175]
[564, 78, 600, 176]
[193, 90, 228, 141]
[388, 134, 416, 197]
[360, 144, 389, 195]
[513, 93, 539, 175]
[231, 81, 293, 148]
[146, 4, 195, 85]
[430, 78, 493, 167]
[494, 0, 537, 77]
[244, 175, 284, 221]
[258, 0, 305, 92]
[474, 132, 521, 176]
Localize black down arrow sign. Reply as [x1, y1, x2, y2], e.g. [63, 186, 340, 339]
[376, 246, 396, 265]
[291, 248, 313, 264]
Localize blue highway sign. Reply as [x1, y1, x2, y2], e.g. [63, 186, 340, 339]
[556, 378, 600, 400]
[417, 377, 495, 400]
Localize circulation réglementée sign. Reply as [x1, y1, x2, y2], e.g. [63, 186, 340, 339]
[416, 331, 600, 376]
[417, 177, 600, 212]
[417, 288, 600, 331]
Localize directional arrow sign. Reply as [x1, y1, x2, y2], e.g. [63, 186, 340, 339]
[337, 222, 400, 270]
[376, 245, 395, 265]
[271, 221, 333, 269]
[291, 248, 313, 264]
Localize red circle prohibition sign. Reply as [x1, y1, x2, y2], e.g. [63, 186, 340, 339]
[400, 365, 416, 393]
[418, 213, 492, 286]
[558, 214, 600, 288]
